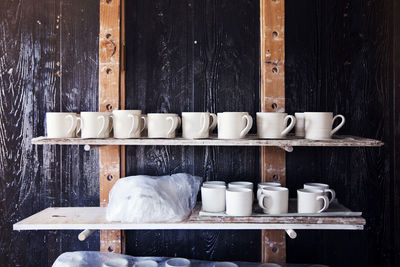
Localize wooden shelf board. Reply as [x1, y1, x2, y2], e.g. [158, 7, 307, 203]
[31, 135, 383, 147]
[13, 206, 365, 231]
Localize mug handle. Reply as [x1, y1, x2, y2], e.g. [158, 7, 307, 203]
[316, 195, 329, 213]
[331, 114, 345, 135]
[199, 113, 208, 134]
[325, 188, 336, 204]
[281, 115, 296, 136]
[166, 116, 179, 136]
[209, 113, 218, 132]
[66, 115, 78, 136]
[240, 114, 253, 138]
[258, 194, 271, 210]
[76, 117, 82, 135]
[97, 115, 106, 137]
[139, 115, 147, 133]
[128, 114, 139, 136]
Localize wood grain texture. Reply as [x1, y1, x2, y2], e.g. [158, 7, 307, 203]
[260, 0, 286, 263]
[1, 0, 400, 266]
[98, 0, 124, 254]
[13, 206, 366, 230]
[0, 0, 100, 266]
[124, 0, 261, 262]
[30, 135, 384, 147]
[284, 0, 398, 266]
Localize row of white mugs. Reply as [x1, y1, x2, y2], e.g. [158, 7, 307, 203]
[201, 181, 336, 216]
[46, 111, 345, 140]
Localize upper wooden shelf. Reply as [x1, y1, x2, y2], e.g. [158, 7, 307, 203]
[13, 205, 365, 231]
[31, 135, 383, 147]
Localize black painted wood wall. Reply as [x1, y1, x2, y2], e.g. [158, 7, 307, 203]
[0, 0, 399, 266]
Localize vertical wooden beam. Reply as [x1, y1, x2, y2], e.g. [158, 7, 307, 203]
[260, 0, 286, 263]
[99, 0, 125, 254]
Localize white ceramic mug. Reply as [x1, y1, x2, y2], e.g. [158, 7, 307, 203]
[228, 181, 253, 190]
[201, 184, 226, 213]
[217, 112, 253, 139]
[112, 110, 146, 138]
[46, 112, 80, 138]
[257, 182, 282, 200]
[182, 112, 217, 139]
[304, 183, 336, 204]
[258, 187, 289, 214]
[256, 112, 296, 139]
[295, 112, 305, 137]
[166, 258, 191, 267]
[147, 113, 181, 138]
[297, 188, 329, 213]
[80, 112, 112, 138]
[226, 188, 253, 216]
[304, 112, 345, 139]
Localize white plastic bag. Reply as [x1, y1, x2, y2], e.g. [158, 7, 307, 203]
[106, 173, 202, 223]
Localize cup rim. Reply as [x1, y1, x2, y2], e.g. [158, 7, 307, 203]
[304, 182, 329, 188]
[202, 184, 226, 189]
[256, 112, 287, 115]
[297, 188, 324, 194]
[203, 181, 226, 185]
[303, 112, 333, 114]
[182, 112, 210, 114]
[112, 109, 141, 113]
[46, 112, 77, 115]
[148, 113, 178, 116]
[80, 111, 111, 114]
[228, 181, 253, 186]
[261, 186, 288, 192]
[258, 182, 281, 188]
[226, 187, 252, 193]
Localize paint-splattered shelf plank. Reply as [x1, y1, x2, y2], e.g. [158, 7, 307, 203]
[14, 205, 365, 231]
[31, 135, 383, 147]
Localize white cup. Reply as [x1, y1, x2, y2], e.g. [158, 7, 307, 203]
[112, 110, 146, 138]
[304, 112, 345, 140]
[203, 181, 226, 186]
[80, 112, 112, 138]
[226, 188, 253, 216]
[166, 258, 191, 267]
[228, 181, 253, 190]
[214, 262, 238, 267]
[217, 112, 253, 139]
[295, 112, 305, 137]
[297, 188, 329, 213]
[258, 187, 289, 214]
[46, 112, 80, 138]
[201, 184, 226, 213]
[182, 112, 217, 139]
[304, 183, 336, 204]
[134, 260, 158, 267]
[256, 112, 296, 139]
[147, 113, 181, 138]
[257, 182, 282, 200]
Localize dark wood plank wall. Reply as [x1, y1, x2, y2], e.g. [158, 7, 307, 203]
[0, 0, 399, 267]
[0, 0, 100, 266]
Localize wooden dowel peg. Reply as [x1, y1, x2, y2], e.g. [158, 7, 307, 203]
[279, 146, 293, 152]
[84, 145, 103, 151]
[78, 229, 95, 241]
[285, 229, 297, 239]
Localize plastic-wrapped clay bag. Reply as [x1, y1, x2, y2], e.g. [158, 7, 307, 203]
[106, 173, 202, 223]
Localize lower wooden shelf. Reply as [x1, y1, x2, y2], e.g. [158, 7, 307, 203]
[13, 205, 365, 231]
